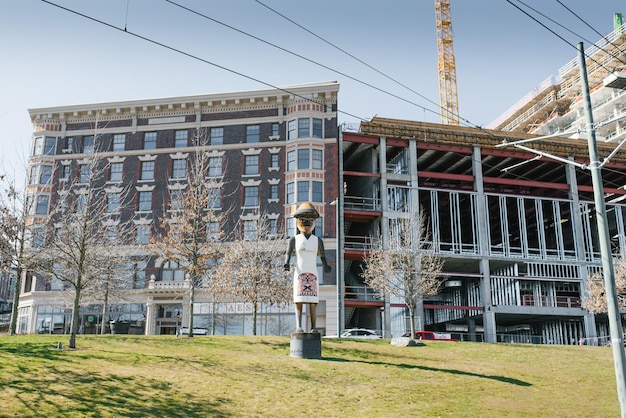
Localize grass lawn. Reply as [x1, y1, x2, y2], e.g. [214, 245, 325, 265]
[0, 334, 619, 417]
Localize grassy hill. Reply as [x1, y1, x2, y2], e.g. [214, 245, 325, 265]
[0, 334, 619, 417]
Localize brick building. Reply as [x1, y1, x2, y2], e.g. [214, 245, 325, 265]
[18, 81, 340, 336]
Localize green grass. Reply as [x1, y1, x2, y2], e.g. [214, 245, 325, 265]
[0, 334, 619, 417]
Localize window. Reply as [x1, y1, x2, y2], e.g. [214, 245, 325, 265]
[312, 149, 323, 169]
[287, 120, 296, 140]
[105, 226, 119, 244]
[312, 181, 323, 202]
[107, 193, 121, 212]
[79, 164, 90, 183]
[210, 127, 223, 145]
[136, 225, 150, 245]
[243, 220, 257, 241]
[298, 118, 310, 137]
[286, 183, 294, 203]
[297, 181, 309, 202]
[138, 191, 152, 211]
[270, 184, 279, 199]
[170, 190, 183, 211]
[246, 125, 260, 143]
[83, 136, 94, 153]
[144, 132, 157, 150]
[134, 261, 147, 288]
[271, 154, 279, 168]
[208, 157, 222, 177]
[113, 134, 126, 151]
[75, 194, 87, 213]
[39, 165, 52, 184]
[28, 167, 36, 185]
[298, 149, 309, 169]
[33, 137, 56, 155]
[244, 155, 259, 175]
[66, 137, 74, 152]
[207, 222, 220, 241]
[287, 150, 295, 171]
[175, 130, 188, 147]
[141, 161, 154, 181]
[162, 261, 185, 281]
[61, 165, 70, 180]
[269, 219, 278, 235]
[208, 188, 221, 209]
[172, 159, 186, 179]
[44, 137, 56, 155]
[35, 195, 49, 215]
[244, 186, 258, 207]
[33, 137, 44, 155]
[312, 118, 323, 138]
[110, 162, 123, 182]
[272, 123, 280, 137]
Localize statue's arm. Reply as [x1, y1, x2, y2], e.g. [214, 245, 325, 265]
[284, 237, 295, 271]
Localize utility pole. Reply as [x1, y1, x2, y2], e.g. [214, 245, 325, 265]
[578, 41, 626, 416]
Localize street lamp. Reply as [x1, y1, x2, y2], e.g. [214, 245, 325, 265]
[330, 198, 343, 337]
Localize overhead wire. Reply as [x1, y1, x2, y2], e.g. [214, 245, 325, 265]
[39, 0, 366, 122]
[39, 0, 626, 187]
[163, 0, 447, 124]
[252, 0, 474, 127]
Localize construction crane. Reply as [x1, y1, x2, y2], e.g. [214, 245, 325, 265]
[434, 0, 460, 125]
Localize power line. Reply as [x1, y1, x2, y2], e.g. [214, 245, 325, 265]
[163, 0, 445, 122]
[39, 0, 365, 121]
[253, 0, 466, 125]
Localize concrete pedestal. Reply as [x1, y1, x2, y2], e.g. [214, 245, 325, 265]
[290, 332, 322, 359]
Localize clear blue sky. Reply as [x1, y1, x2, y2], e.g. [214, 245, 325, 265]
[0, 0, 623, 182]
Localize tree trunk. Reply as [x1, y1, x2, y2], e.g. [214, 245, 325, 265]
[101, 283, 110, 335]
[408, 303, 416, 340]
[252, 302, 258, 336]
[187, 283, 195, 338]
[69, 286, 81, 349]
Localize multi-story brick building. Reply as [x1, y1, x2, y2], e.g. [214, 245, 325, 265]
[18, 81, 340, 336]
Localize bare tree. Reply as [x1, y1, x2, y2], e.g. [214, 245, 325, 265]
[583, 257, 626, 313]
[33, 124, 136, 347]
[0, 174, 36, 335]
[150, 131, 225, 338]
[218, 213, 290, 335]
[362, 210, 444, 340]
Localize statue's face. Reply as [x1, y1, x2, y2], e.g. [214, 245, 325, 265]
[297, 217, 316, 234]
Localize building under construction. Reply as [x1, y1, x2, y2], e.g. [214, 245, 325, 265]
[488, 16, 626, 142]
[341, 116, 626, 344]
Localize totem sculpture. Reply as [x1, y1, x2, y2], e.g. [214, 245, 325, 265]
[284, 202, 332, 333]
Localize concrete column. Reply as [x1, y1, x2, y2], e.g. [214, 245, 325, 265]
[472, 146, 497, 342]
[566, 157, 597, 340]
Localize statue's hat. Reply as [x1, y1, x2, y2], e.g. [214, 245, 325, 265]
[293, 202, 320, 219]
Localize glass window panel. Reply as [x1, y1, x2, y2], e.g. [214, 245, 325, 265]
[144, 132, 157, 149]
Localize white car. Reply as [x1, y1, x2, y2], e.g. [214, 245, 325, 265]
[340, 328, 382, 339]
[178, 327, 209, 336]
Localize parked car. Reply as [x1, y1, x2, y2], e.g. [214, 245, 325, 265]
[401, 330, 458, 341]
[178, 327, 209, 336]
[340, 328, 383, 339]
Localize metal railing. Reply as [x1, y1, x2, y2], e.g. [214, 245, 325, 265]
[344, 196, 381, 211]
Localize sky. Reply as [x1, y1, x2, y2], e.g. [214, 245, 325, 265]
[1, 0, 624, 183]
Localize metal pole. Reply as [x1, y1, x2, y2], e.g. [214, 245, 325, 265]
[331, 198, 343, 337]
[578, 41, 626, 415]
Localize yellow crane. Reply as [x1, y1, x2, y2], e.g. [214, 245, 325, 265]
[434, 0, 459, 125]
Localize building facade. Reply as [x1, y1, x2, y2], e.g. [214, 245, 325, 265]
[488, 18, 626, 143]
[19, 82, 340, 336]
[341, 117, 626, 344]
